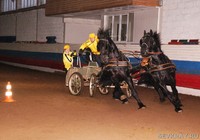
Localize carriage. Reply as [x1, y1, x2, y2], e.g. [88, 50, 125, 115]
[65, 50, 141, 97]
[66, 28, 182, 112]
[65, 59, 108, 96]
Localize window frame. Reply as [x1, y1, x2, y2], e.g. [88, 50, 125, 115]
[1, 0, 16, 12]
[1, 0, 46, 12]
[104, 13, 133, 43]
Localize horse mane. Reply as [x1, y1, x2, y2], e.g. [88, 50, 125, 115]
[97, 28, 120, 53]
[97, 28, 127, 60]
[152, 31, 161, 49]
[97, 28, 110, 40]
[144, 30, 161, 49]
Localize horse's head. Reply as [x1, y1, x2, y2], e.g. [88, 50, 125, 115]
[97, 28, 112, 64]
[97, 28, 125, 64]
[140, 29, 162, 57]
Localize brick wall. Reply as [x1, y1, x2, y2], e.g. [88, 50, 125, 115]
[37, 9, 64, 43]
[133, 8, 158, 43]
[161, 0, 200, 44]
[16, 10, 37, 41]
[0, 9, 64, 43]
[0, 14, 16, 36]
[64, 18, 101, 44]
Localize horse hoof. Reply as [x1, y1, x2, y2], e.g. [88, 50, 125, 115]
[120, 95, 128, 104]
[175, 108, 183, 113]
[122, 100, 129, 104]
[178, 110, 183, 113]
[141, 106, 146, 109]
[138, 105, 146, 110]
[114, 98, 120, 101]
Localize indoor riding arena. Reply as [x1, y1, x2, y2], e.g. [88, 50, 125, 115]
[0, 63, 200, 140]
[0, 0, 200, 140]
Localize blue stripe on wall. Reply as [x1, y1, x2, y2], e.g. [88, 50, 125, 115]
[0, 50, 200, 75]
[172, 60, 200, 75]
[0, 50, 62, 61]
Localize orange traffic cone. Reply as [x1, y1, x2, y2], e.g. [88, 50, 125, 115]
[3, 81, 15, 102]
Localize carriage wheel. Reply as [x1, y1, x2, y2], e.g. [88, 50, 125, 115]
[68, 72, 83, 96]
[98, 85, 109, 95]
[89, 73, 97, 97]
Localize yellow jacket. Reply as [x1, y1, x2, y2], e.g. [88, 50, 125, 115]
[63, 51, 76, 70]
[80, 37, 100, 55]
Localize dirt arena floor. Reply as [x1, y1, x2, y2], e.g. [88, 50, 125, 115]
[0, 63, 200, 140]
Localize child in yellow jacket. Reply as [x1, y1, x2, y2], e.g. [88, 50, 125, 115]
[63, 44, 77, 73]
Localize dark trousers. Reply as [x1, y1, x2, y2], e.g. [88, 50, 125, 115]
[92, 54, 101, 67]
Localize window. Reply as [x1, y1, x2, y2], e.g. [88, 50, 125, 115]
[104, 13, 134, 42]
[1, 0, 16, 12]
[1, 0, 46, 12]
[21, 0, 37, 8]
[38, 0, 46, 5]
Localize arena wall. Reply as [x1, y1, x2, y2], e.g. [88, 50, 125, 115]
[0, 14, 16, 36]
[64, 18, 101, 44]
[0, 43, 199, 96]
[161, 0, 200, 44]
[0, 9, 64, 43]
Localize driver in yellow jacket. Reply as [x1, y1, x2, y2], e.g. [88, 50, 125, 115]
[79, 33, 101, 66]
[63, 44, 77, 73]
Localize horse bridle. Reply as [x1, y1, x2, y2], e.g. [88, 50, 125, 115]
[141, 37, 163, 55]
[141, 41, 175, 73]
[99, 38, 109, 44]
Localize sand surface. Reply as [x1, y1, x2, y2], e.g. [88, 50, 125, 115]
[0, 63, 200, 140]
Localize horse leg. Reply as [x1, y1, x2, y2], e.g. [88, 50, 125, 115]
[154, 85, 166, 102]
[159, 83, 182, 112]
[150, 76, 166, 102]
[126, 77, 146, 109]
[113, 84, 128, 104]
[171, 85, 183, 107]
[169, 74, 183, 107]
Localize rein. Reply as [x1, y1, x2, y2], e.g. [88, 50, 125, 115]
[139, 32, 175, 74]
[148, 52, 163, 55]
[143, 50, 175, 72]
[150, 63, 176, 73]
[105, 60, 131, 68]
[99, 38, 131, 68]
[140, 55, 176, 73]
[133, 61, 176, 78]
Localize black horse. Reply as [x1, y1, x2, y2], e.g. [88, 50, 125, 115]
[97, 28, 145, 109]
[139, 29, 182, 112]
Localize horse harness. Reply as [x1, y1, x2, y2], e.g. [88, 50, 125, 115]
[140, 55, 176, 73]
[99, 38, 132, 69]
[132, 56, 176, 78]
[105, 60, 132, 69]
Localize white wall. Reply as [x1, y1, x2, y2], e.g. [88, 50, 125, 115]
[17, 10, 37, 41]
[0, 14, 16, 36]
[37, 9, 64, 43]
[161, 0, 200, 44]
[0, 9, 64, 43]
[133, 8, 158, 43]
[64, 18, 101, 44]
